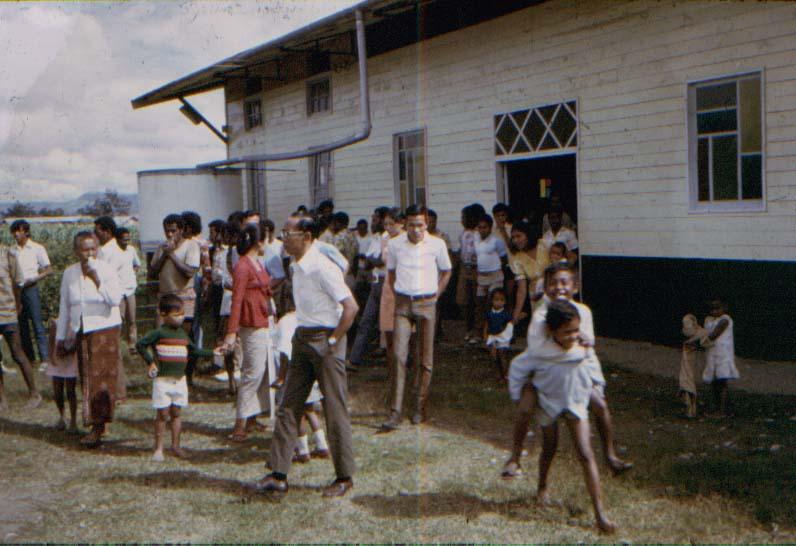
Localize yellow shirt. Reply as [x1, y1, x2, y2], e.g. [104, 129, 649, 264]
[509, 241, 549, 286]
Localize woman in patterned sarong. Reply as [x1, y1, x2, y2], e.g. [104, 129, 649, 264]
[56, 231, 123, 447]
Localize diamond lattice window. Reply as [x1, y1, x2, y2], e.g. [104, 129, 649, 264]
[494, 101, 577, 156]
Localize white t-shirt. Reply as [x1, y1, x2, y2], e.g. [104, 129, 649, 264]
[12, 239, 50, 285]
[386, 233, 452, 297]
[474, 233, 507, 273]
[355, 233, 372, 255]
[119, 246, 141, 297]
[542, 227, 579, 252]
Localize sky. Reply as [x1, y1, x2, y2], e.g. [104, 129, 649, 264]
[0, 0, 359, 203]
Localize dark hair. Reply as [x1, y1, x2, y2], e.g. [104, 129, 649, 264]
[181, 211, 202, 236]
[545, 299, 580, 331]
[297, 205, 308, 213]
[333, 211, 350, 227]
[228, 211, 245, 227]
[427, 208, 438, 219]
[262, 219, 275, 233]
[492, 203, 510, 216]
[356, 219, 368, 227]
[548, 203, 564, 215]
[222, 221, 240, 240]
[10, 219, 30, 234]
[162, 213, 184, 230]
[470, 203, 487, 217]
[94, 216, 117, 234]
[550, 242, 568, 256]
[237, 224, 262, 255]
[293, 216, 319, 239]
[543, 261, 576, 286]
[479, 214, 494, 227]
[461, 205, 480, 230]
[404, 204, 428, 220]
[242, 210, 259, 219]
[73, 230, 98, 248]
[318, 199, 334, 212]
[158, 294, 184, 314]
[510, 220, 542, 252]
[115, 227, 130, 238]
[490, 287, 506, 301]
[209, 219, 225, 232]
[373, 206, 389, 219]
[384, 207, 401, 222]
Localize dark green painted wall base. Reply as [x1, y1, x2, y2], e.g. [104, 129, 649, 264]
[581, 255, 796, 361]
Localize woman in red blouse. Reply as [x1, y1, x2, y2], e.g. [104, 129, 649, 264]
[221, 224, 273, 440]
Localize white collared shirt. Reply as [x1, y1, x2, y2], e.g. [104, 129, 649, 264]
[386, 233, 452, 297]
[474, 233, 507, 273]
[12, 239, 50, 285]
[542, 227, 579, 251]
[98, 239, 140, 296]
[56, 260, 123, 340]
[291, 243, 353, 328]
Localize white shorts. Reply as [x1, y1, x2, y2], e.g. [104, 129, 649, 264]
[152, 376, 189, 409]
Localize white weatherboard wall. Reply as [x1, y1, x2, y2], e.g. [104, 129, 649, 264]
[226, 0, 796, 262]
[137, 169, 242, 251]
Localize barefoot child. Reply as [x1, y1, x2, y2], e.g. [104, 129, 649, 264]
[47, 319, 78, 432]
[702, 299, 738, 416]
[680, 314, 708, 418]
[533, 300, 616, 533]
[136, 294, 218, 461]
[483, 288, 513, 381]
[503, 262, 632, 478]
[270, 311, 330, 463]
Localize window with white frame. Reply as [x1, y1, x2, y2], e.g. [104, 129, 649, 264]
[309, 152, 333, 207]
[394, 129, 427, 209]
[247, 162, 267, 217]
[307, 78, 331, 116]
[244, 99, 262, 130]
[688, 73, 764, 211]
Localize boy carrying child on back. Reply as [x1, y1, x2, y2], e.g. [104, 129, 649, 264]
[136, 294, 219, 461]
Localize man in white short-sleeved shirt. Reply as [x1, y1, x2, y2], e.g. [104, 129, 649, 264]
[381, 205, 452, 431]
[9, 219, 52, 368]
[542, 207, 579, 262]
[257, 215, 359, 500]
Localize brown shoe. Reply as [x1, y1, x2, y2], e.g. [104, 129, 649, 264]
[253, 474, 288, 497]
[311, 448, 330, 459]
[322, 478, 353, 498]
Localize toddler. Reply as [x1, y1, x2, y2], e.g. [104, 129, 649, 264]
[702, 299, 738, 416]
[136, 295, 218, 461]
[679, 314, 708, 418]
[483, 288, 513, 381]
[47, 319, 78, 432]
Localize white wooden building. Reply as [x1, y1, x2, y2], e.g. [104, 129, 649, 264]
[133, 0, 796, 359]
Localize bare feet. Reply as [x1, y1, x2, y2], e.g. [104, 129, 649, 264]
[245, 420, 267, 433]
[227, 430, 248, 442]
[501, 459, 522, 479]
[152, 450, 165, 462]
[170, 447, 187, 459]
[535, 488, 552, 507]
[596, 516, 618, 534]
[608, 457, 634, 476]
[26, 393, 43, 409]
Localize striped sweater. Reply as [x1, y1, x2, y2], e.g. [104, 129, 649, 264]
[135, 325, 213, 378]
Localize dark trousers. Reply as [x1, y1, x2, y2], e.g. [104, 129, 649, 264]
[349, 279, 383, 366]
[19, 284, 48, 362]
[269, 328, 355, 480]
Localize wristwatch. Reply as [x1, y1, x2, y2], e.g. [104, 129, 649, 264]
[327, 336, 337, 347]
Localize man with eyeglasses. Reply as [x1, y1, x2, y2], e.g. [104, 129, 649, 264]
[256, 215, 359, 499]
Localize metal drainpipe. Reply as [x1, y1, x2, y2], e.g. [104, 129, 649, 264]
[197, 8, 371, 168]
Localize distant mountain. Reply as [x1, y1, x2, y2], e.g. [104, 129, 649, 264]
[0, 192, 138, 216]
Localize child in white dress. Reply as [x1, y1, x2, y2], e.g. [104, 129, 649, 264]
[532, 300, 616, 534]
[702, 299, 739, 416]
[483, 288, 513, 382]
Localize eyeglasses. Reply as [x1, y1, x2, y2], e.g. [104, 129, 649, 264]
[281, 230, 305, 238]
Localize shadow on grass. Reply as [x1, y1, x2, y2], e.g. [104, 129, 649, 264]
[102, 470, 322, 500]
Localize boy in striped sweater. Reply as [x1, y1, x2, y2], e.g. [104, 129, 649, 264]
[136, 294, 218, 461]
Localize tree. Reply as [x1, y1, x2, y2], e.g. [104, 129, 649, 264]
[4, 201, 35, 217]
[77, 189, 132, 217]
[37, 207, 65, 217]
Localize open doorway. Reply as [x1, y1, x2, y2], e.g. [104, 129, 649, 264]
[502, 153, 577, 230]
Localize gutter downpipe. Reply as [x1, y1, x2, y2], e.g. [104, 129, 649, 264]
[197, 8, 371, 169]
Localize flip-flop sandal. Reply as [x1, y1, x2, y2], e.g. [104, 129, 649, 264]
[501, 461, 522, 478]
[227, 432, 248, 442]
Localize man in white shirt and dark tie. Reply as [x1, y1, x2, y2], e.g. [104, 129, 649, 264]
[257, 215, 359, 499]
[381, 205, 452, 431]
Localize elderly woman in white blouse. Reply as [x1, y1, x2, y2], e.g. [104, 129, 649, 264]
[56, 231, 123, 447]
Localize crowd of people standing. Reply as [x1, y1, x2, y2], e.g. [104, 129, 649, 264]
[1, 196, 644, 533]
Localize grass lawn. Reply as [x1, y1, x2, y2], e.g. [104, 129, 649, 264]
[1, 334, 795, 543]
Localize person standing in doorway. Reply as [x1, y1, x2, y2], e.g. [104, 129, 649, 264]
[9, 220, 52, 371]
[256, 215, 358, 499]
[381, 205, 452, 430]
